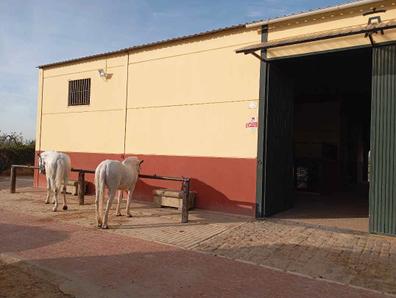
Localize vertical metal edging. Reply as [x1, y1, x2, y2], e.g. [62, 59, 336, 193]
[369, 48, 376, 233]
[370, 44, 396, 236]
[122, 52, 130, 158]
[37, 69, 45, 187]
[255, 25, 269, 218]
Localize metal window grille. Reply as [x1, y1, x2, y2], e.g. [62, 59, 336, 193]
[68, 78, 91, 106]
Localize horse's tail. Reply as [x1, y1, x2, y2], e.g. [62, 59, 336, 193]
[95, 164, 106, 219]
[55, 159, 66, 191]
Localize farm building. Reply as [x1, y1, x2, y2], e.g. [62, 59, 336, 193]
[35, 0, 396, 236]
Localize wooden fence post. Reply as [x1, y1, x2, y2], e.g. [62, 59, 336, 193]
[181, 178, 190, 223]
[10, 166, 16, 193]
[78, 171, 85, 205]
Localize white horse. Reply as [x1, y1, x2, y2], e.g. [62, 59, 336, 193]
[38, 151, 71, 212]
[95, 156, 143, 229]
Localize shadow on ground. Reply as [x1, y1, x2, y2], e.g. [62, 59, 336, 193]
[0, 223, 69, 254]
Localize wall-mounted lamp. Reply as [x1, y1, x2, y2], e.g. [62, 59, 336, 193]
[98, 68, 108, 79]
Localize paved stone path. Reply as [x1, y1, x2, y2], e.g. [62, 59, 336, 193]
[195, 220, 396, 295]
[0, 209, 389, 298]
[0, 187, 246, 249]
[1, 187, 396, 296]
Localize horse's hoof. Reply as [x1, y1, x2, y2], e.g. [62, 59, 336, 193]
[52, 208, 57, 212]
[102, 225, 109, 229]
[97, 224, 102, 228]
[63, 205, 68, 210]
[127, 214, 132, 218]
[115, 213, 123, 217]
[45, 201, 49, 204]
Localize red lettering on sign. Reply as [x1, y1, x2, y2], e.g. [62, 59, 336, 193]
[246, 121, 258, 128]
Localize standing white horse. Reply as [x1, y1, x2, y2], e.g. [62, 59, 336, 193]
[95, 157, 143, 229]
[38, 151, 71, 212]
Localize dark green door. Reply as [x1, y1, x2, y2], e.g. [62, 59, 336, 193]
[262, 62, 295, 216]
[370, 44, 396, 236]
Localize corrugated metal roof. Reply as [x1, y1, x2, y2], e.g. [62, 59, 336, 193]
[38, 23, 247, 69]
[38, 0, 379, 69]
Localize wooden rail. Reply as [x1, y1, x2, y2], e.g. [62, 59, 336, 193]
[10, 165, 191, 223]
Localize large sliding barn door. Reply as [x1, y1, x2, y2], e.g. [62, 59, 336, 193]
[370, 45, 396, 236]
[262, 63, 294, 216]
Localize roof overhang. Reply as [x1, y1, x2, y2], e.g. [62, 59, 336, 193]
[245, 0, 383, 28]
[236, 20, 396, 57]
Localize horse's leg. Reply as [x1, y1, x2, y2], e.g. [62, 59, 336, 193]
[126, 184, 136, 218]
[102, 188, 116, 229]
[51, 178, 56, 203]
[115, 190, 123, 216]
[52, 179, 59, 212]
[62, 176, 68, 210]
[95, 184, 102, 228]
[45, 177, 51, 204]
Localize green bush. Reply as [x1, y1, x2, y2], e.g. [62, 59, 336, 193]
[0, 132, 35, 173]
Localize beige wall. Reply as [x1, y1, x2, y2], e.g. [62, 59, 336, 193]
[38, 54, 128, 154]
[125, 28, 260, 158]
[267, 0, 396, 58]
[37, 28, 261, 158]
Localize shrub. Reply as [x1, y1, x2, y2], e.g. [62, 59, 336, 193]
[0, 132, 35, 174]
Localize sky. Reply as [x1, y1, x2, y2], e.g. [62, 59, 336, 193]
[0, 0, 346, 140]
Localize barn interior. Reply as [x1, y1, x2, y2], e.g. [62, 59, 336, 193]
[273, 48, 372, 232]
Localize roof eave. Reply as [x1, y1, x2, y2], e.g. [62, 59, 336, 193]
[246, 0, 383, 28]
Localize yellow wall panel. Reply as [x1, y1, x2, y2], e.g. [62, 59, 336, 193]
[125, 100, 260, 158]
[38, 29, 261, 158]
[267, 35, 369, 59]
[128, 44, 260, 108]
[129, 28, 259, 63]
[40, 110, 125, 154]
[42, 63, 127, 114]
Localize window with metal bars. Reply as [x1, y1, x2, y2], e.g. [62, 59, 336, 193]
[68, 78, 91, 106]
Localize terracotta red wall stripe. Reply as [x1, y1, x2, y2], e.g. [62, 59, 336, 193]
[34, 152, 257, 216]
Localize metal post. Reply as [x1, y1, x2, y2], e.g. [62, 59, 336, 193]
[78, 171, 85, 205]
[10, 166, 16, 193]
[181, 178, 190, 223]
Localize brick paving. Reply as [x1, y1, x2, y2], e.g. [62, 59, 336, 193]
[0, 209, 390, 298]
[1, 186, 396, 295]
[0, 187, 246, 249]
[194, 219, 396, 295]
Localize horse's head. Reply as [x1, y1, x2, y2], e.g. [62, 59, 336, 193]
[37, 153, 46, 174]
[122, 157, 144, 172]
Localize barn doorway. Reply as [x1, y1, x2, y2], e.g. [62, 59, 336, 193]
[262, 48, 372, 232]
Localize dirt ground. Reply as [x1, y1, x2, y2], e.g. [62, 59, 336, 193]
[0, 175, 33, 190]
[0, 260, 72, 298]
